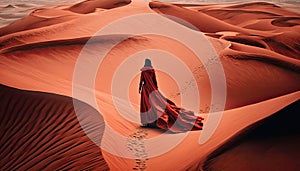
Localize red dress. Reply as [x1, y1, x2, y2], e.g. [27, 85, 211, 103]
[139, 66, 204, 133]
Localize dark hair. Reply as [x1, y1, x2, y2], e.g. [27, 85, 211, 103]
[144, 58, 152, 67]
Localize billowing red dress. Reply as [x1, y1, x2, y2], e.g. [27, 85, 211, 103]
[139, 66, 204, 133]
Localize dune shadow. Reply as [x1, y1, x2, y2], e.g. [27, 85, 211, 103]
[203, 100, 300, 171]
[0, 84, 109, 170]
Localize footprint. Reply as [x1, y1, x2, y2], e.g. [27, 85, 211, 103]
[127, 128, 149, 170]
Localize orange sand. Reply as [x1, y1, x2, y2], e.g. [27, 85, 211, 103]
[0, 0, 299, 170]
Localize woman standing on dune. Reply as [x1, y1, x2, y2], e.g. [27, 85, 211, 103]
[139, 58, 204, 133]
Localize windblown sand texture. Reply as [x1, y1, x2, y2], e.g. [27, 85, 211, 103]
[0, 0, 299, 170]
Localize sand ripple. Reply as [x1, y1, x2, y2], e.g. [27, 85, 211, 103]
[0, 84, 108, 170]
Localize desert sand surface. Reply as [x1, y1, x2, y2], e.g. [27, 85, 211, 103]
[0, 0, 299, 170]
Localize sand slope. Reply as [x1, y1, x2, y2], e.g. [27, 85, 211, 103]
[0, 84, 108, 170]
[203, 100, 300, 171]
[0, 0, 299, 170]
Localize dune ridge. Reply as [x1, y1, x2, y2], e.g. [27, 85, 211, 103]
[203, 100, 300, 171]
[0, 34, 147, 54]
[68, 0, 131, 14]
[0, 84, 108, 170]
[0, 0, 299, 170]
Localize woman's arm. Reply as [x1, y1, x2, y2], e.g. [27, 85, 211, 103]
[139, 72, 144, 94]
[153, 71, 158, 88]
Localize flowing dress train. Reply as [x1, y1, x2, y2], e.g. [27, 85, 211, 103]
[139, 66, 204, 133]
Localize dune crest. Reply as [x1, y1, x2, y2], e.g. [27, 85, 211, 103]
[68, 0, 132, 14]
[0, 0, 299, 170]
[203, 100, 300, 171]
[0, 84, 108, 170]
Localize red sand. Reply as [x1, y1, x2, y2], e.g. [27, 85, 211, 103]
[0, 0, 299, 170]
[0, 84, 108, 170]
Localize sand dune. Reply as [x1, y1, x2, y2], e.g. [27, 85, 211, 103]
[68, 0, 131, 14]
[149, 1, 248, 34]
[0, 84, 108, 170]
[0, 0, 299, 170]
[0, 8, 79, 37]
[203, 100, 300, 171]
[0, 1, 74, 28]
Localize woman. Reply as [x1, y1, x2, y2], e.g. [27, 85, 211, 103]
[139, 58, 204, 133]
